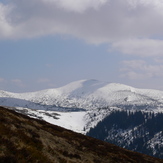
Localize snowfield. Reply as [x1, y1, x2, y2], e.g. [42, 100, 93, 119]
[7, 106, 115, 134]
[1, 79, 163, 111]
[1, 79, 163, 159]
[0, 79, 163, 133]
[0, 79, 163, 134]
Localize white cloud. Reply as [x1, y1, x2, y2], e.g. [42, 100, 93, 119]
[42, 0, 107, 13]
[37, 78, 57, 88]
[154, 58, 163, 63]
[121, 60, 146, 70]
[0, 78, 5, 83]
[121, 60, 163, 79]
[37, 78, 51, 83]
[120, 71, 145, 80]
[0, 3, 13, 38]
[11, 79, 25, 87]
[45, 64, 54, 68]
[1, 0, 163, 55]
[112, 39, 163, 56]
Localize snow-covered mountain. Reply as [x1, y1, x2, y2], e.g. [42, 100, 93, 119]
[1, 79, 163, 111]
[1, 79, 163, 134]
[1, 79, 163, 159]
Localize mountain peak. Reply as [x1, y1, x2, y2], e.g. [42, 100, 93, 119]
[56, 79, 107, 95]
[0, 79, 163, 111]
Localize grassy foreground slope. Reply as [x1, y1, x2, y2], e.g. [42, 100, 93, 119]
[0, 106, 162, 163]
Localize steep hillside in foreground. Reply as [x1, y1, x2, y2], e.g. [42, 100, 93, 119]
[0, 106, 163, 163]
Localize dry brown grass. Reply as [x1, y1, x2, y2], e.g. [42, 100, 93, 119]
[0, 106, 163, 163]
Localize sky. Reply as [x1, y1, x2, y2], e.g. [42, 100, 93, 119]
[1, 0, 163, 92]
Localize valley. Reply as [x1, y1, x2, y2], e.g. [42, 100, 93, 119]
[0, 79, 163, 159]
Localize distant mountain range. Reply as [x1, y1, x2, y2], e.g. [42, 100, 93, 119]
[1, 79, 163, 111]
[0, 79, 163, 159]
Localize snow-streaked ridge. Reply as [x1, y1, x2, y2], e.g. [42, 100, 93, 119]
[1, 79, 163, 159]
[0, 79, 163, 111]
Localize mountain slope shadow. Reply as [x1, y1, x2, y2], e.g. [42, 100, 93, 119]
[0, 97, 86, 111]
[0, 106, 163, 163]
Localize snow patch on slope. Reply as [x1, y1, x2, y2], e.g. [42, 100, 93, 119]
[8, 107, 87, 134]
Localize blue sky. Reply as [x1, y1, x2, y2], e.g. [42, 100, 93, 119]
[1, 0, 163, 92]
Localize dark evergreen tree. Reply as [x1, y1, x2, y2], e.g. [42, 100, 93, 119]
[87, 109, 163, 159]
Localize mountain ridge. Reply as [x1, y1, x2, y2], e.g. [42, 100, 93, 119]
[0, 79, 163, 159]
[0, 79, 163, 111]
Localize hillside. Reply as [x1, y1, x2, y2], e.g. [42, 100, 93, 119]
[87, 109, 163, 159]
[0, 106, 163, 163]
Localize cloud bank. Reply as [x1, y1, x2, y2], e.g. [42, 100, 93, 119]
[121, 60, 163, 80]
[1, 0, 163, 56]
[112, 39, 163, 56]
